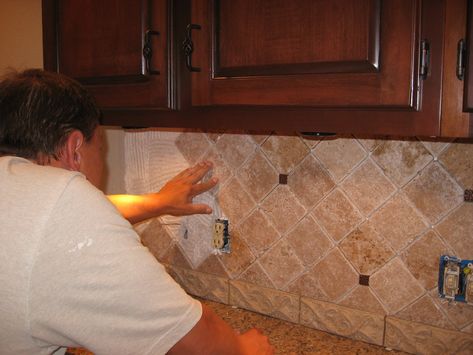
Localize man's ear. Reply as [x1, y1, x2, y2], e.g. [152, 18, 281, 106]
[59, 130, 84, 171]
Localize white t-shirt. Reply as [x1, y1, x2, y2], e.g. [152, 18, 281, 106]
[0, 156, 202, 355]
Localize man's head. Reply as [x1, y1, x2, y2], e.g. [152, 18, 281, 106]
[0, 69, 104, 187]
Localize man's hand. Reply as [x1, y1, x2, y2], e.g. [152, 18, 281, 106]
[237, 329, 274, 355]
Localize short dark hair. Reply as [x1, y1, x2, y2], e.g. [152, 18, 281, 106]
[0, 69, 101, 159]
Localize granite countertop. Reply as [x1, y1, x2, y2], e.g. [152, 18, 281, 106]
[66, 299, 407, 355]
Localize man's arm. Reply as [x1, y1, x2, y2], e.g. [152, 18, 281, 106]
[168, 303, 274, 355]
[108, 161, 218, 224]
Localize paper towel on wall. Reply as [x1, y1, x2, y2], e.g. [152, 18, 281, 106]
[124, 130, 223, 268]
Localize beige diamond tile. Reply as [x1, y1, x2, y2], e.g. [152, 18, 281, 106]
[312, 189, 363, 241]
[369, 192, 429, 252]
[218, 229, 255, 279]
[238, 262, 275, 289]
[139, 218, 173, 261]
[205, 129, 225, 143]
[396, 294, 455, 330]
[340, 222, 395, 275]
[248, 131, 271, 145]
[160, 244, 192, 269]
[261, 134, 310, 174]
[215, 133, 256, 169]
[313, 137, 366, 182]
[288, 155, 335, 208]
[371, 138, 433, 186]
[370, 257, 424, 314]
[290, 248, 358, 301]
[300, 297, 385, 346]
[230, 280, 300, 323]
[439, 140, 473, 188]
[403, 162, 463, 224]
[237, 150, 278, 202]
[462, 322, 473, 335]
[259, 239, 305, 290]
[420, 138, 451, 157]
[429, 288, 473, 329]
[285, 215, 332, 267]
[401, 230, 451, 290]
[218, 177, 256, 224]
[341, 158, 396, 216]
[339, 286, 386, 314]
[356, 136, 387, 152]
[175, 130, 211, 164]
[385, 317, 473, 355]
[204, 146, 232, 192]
[196, 254, 229, 278]
[260, 185, 306, 234]
[236, 209, 280, 257]
[436, 204, 473, 259]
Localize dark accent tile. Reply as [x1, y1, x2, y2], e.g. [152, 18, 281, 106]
[464, 189, 473, 202]
[279, 174, 288, 184]
[359, 274, 370, 286]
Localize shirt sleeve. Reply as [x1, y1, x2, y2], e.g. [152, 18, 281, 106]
[28, 175, 202, 355]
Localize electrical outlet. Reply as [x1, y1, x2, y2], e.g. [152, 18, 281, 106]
[213, 219, 230, 253]
[438, 255, 473, 304]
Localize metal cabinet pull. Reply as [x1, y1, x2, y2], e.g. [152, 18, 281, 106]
[183, 24, 201, 72]
[143, 29, 160, 75]
[457, 39, 466, 81]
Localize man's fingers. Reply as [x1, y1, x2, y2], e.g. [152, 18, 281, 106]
[191, 178, 218, 196]
[186, 203, 212, 215]
[187, 161, 213, 183]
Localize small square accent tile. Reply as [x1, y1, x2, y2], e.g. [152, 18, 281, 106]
[175, 130, 211, 164]
[285, 215, 332, 267]
[260, 185, 306, 234]
[341, 158, 396, 216]
[218, 177, 256, 225]
[300, 297, 385, 346]
[370, 258, 424, 314]
[371, 138, 433, 187]
[288, 155, 335, 208]
[312, 189, 362, 242]
[339, 286, 386, 314]
[259, 239, 305, 290]
[403, 162, 464, 224]
[436, 204, 473, 259]
[313, 136, 367, 182]
[369, 192, 429, 252]
[237, 150, 278, 202]
[439, 140, 473, 188]
[279, 174, 288, 185]
[359, 275, 370, 286]
[215, 133, 256, 169]
[261, 134, 310, 174]
[465, 189, 473, 202]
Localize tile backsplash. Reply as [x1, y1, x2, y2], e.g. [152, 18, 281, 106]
[125, 130, 473, 353]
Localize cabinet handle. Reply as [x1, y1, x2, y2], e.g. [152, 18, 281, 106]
[143, 29, 160, 75]
[419, 39, 430, 80]
[457, 39, 466, 81]
[183, 24, 201, 72]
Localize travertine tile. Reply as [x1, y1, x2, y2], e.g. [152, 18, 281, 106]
[312, 189, 362, 241]
[261, 134, 310, 174]
[429, 288, 473, 329]
[462, 322, 473, 335]
[285, 215, 332, 267]
[369, 192, 429, 252]
[139, 218, 173, 261]
[236, 209, 280, 257]
[259, 239, 305, 290]
[341, 158, 396, 216]
[401, 230, 451, 290]
[238, 262, 275, 289]
[160, 244, 192, 269]
[356, 136, 385, 152]
[439, 140, 473, 188]
[218, 177, 256, 224]
[260, 185, 306, 234]
[229, 280, 299, 323]
[340, 222, 395, 275]
[215, 133, 256, 169]
[237, 150, 278, 202]
[339, 286, 386, 314]
[205, 130, 225, 143]
[248, 131, 271, 145]
[436, 204, 473, 259]
[371, 138, 433, 186]
[403, 162, 463, 224]
[370, 258, 424, 314]
[395, 295, 455, 330]
[299, 133, 323, 149]
[204, 146, 232, 193]
[421, 138, 451, 157]
[385, 317, 473, 355]
[218, 230, 255, 279]
[313, 137, 366, 182]
[167, 266, 229, 303]
[300, 297, 385, 346]
[196, 254, 229, 277]
[288, 155, 335, 208]
[290, 248, 358, 302]
[175, 130, 211, 164]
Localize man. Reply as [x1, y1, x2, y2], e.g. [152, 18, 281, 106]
[0, 69, 273, 355]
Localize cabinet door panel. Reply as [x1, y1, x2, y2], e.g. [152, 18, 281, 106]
[191, 0, 420, 108]
[465, 0, 473, 111]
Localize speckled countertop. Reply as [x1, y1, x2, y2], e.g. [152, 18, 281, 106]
[66, 299, 407, 355]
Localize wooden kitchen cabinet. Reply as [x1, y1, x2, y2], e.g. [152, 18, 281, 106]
[42, 0, 175, 109]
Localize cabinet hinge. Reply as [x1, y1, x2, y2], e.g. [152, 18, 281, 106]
[420, 39, 430, 80]
[457, 39, 467, 80]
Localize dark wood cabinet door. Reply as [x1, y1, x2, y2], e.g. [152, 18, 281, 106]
[465, 0, 473, 112]
[190, 0, 422, 109]
[43, 0, 173, 109]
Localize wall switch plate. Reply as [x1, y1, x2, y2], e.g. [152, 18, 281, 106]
[438, 255, 473, 304]
[213, 218, 230, 253]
